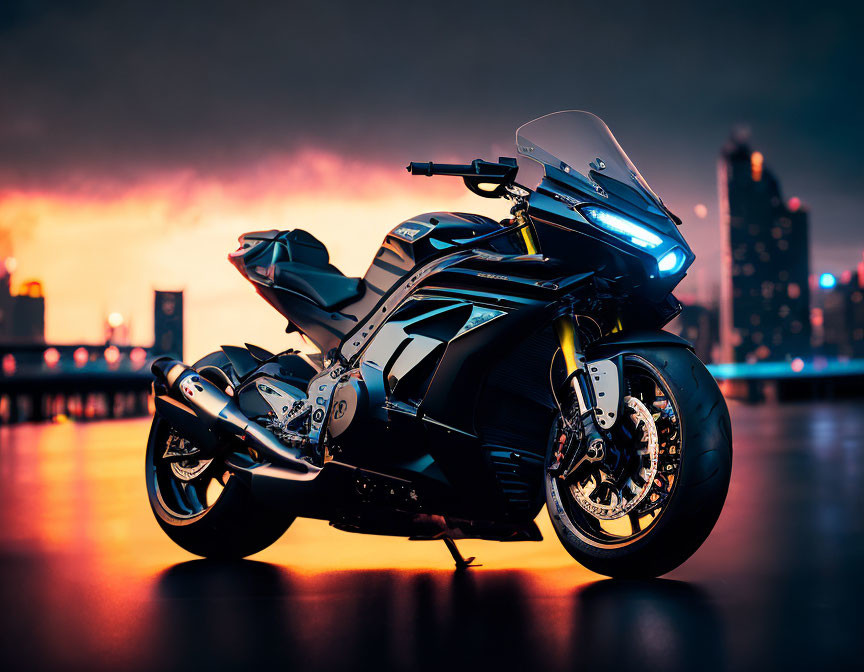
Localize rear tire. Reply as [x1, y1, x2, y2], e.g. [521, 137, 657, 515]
[146, 351, 293, 559]
[546, 346, 732, 578]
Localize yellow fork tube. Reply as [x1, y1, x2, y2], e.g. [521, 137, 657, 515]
[554, 316, 606, 479]
[555, 315, 593, 416]
[516, 210, 538, 255]
[555, 315, 580, 377]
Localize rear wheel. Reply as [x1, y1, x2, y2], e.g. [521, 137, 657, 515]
[146, 352, 293, 559]
[546, 346, 732, 578]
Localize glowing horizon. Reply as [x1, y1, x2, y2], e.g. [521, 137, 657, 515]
[0, 150, 510, 358]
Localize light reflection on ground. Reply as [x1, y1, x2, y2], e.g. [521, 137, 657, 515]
[1, 402, 862, 670]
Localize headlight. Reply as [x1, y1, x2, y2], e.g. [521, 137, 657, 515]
[581, 206, 663, 249]
[657, 248, 686, 276]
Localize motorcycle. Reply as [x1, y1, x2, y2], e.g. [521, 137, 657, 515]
[147, 111, 732, 577]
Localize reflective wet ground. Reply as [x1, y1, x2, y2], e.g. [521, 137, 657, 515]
[1, 401, 862, 671]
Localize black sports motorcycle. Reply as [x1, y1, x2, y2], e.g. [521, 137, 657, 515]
[147, 111, 732, 577]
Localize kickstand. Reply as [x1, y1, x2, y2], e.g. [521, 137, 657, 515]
[442, 536, 481, 570]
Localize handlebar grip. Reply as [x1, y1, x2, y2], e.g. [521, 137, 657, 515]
[406, 161, 475, 176]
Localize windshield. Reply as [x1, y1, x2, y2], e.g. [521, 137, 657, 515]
[516, 111, 670, 220]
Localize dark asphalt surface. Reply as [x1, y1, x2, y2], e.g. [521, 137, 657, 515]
[1, 401, 862, 671]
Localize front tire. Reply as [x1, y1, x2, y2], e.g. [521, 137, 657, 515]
[146, 352, 293, 559]
[546, 346, 732, 578]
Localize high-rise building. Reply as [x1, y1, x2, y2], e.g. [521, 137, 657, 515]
[812, 257, 864, 358]
[153, 290, 184, 360]
[718, 137, 811, 363]
[0, 264, 45, 344]
[0, 271, 11, 341]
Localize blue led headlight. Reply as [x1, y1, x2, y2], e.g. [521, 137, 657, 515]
[581, 206, 663, 249]
[657, 248, 686, 276]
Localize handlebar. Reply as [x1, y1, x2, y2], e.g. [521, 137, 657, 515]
[406, 161, 477, 177]
[406, 157, 520, 199]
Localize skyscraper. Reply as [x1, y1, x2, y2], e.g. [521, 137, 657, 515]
[718, 137, 811, 363]
[812, 256, 864, 358]
[153, 290, 184, 360]
[0, 263, 45, 345]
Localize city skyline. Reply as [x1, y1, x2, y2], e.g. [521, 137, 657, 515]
[2, 128, 862, 360]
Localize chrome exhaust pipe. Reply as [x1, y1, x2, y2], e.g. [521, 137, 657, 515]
[151, 358, 314, 473]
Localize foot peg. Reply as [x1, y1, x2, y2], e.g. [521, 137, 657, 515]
[443, 536, 481, 570]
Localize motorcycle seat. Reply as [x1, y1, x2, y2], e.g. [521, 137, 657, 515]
[272, 229, 364, 310]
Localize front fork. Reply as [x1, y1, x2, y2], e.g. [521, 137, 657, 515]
[552, 315, 606, 477]
[516, 208, 606, 477]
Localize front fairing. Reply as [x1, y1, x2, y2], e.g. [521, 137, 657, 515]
[525, 183, 689, 301]
[516, 111, 694, 295]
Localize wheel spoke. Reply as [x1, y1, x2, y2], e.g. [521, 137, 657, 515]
[169, 479, 195, 515]
[152, 418, 228, 520]
[181, 478, 207, 513]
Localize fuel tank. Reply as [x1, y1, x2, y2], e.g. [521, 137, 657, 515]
[339, 212, 507, 323]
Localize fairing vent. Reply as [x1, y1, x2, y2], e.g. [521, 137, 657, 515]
[476, 326, 561, 517]
[486, 447, 546, 514]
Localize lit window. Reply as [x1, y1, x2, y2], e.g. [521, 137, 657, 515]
[750, 152, 764, 182]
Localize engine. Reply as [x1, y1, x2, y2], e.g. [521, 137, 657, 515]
[327, 372, 369, 440]
[247, 365, 371, 461]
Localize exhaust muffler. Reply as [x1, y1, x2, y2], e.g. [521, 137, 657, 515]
[151, 358, 314, 473]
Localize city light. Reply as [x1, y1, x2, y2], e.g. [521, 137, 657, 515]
[750, 151, 764, 182]
[73, 347, 90, 367]
[129, 347, 147, 367]
[21, 281, 43, 298]
[1, 354, 15, 376]
[43, 348, 61, 368]
[107, 312, 125, 328]
[790, 357, 805, 373]
[104, 345, 121, 365]
[819, 272, 837, 289]
[788, 196, 801, 212]
[3, 257, 17, 274]
[694, 204, 708, 219]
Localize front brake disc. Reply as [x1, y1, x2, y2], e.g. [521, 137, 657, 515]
[569, 395, 659, 520]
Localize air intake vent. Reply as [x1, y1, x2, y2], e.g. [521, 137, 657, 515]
[477, 326, 560, 517]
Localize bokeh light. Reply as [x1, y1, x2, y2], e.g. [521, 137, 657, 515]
[129, 347, 147, 367]
[104, 345, 121, 365]
[73, 347, 90, 367]
[1, 353, 15, 376]
[43, 347, 61, 368]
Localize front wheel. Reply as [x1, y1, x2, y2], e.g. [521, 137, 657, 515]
[546, 346, 732, 578]
[146, 351, 293, 559]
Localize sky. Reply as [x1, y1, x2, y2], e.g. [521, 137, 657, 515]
[1, 0, 862, 356]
